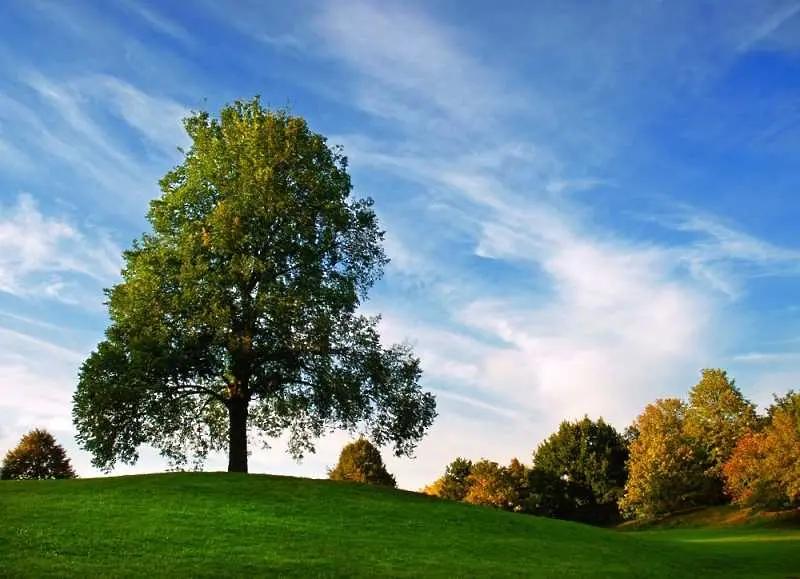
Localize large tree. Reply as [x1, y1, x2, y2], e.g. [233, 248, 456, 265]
[527, 416, 629, 524]
[1, 429, 77, 480]
[73, 98, 437, 473]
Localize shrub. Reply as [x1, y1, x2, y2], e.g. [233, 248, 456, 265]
[328, 438, 396, 487]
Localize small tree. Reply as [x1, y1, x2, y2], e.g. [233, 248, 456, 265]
[437, 457, 473, 501]
[328, 438, 396, 487]
[1, 429, 77, 480]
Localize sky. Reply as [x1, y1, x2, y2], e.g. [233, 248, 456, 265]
[1, 0, 800, 490]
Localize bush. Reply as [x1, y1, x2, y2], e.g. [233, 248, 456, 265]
[1, 429, 77, 480]
[328, 438, 396, 487]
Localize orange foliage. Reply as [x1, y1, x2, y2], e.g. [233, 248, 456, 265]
[722, 410, 800, 508]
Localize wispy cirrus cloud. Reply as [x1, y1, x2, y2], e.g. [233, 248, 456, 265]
[0, 68, 188, 217]
[0, 194, 121, 305]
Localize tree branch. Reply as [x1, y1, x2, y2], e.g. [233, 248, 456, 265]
[173, 383, 227, 403]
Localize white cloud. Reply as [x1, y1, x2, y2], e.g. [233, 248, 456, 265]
[0, 194, 121, 304]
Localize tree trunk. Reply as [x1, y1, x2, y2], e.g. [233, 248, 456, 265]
[227, 395, 249, 473]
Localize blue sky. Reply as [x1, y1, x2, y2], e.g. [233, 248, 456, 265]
[2, 0, 800, 489]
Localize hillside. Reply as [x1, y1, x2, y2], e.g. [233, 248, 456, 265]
[1, 473, 798, 578]
[618, 504, 800, 531]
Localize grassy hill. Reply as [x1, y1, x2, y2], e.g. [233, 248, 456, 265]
[618, 504, 800, 531]
[2, 473, 798, 578]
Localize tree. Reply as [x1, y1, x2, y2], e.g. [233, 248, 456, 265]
[423, 457, 474, 501]
[620, 399, 705, 519]
[527, 417, 628, 524]
[506, 457, 529, 511]
[73, 98, 437, 473]
[768, 389, 800, 432]
[684, 369, 756, 503]
[328, 438, 396, 487]
[464, 460, 519, 510]
[723, 406, 800, 509]
[1, 429, 77, 480]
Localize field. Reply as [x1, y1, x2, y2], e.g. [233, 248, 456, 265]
[2, 473, 798, 578]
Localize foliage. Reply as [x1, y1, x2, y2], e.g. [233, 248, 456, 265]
[1, 429, 77, 480]
[526, 467, 575, 518]
[506, 457, 529, 510]
[528, 416, 628, 524]
[464, 459, 520, 510]
[768, 390, 800, 432]
[436, 457, 474, 501]
[3, 472, 799, 578]
[620, 399, 706, 519]
[328, 438, 396, 487]
[722, 408, 800, 509]
[684, 369, 757, 503]
[73, 97, 436, 473]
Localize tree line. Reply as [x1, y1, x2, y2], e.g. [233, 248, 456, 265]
[413, 369, 800, 523]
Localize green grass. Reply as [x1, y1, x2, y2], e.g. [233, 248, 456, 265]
[2, 473, 798, 578]
[617, 504, 800, 531]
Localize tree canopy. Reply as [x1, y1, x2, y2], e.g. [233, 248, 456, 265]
[723, 398, 800, 510]
[1, 429, 77, 480]
[73, 97, 436, 473]
[619, 398, 706, 518]
[528, 416, 628, 523]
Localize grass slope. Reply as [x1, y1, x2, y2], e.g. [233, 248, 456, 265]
[2, 473, 799, 578]
[618, 504, 800, 531]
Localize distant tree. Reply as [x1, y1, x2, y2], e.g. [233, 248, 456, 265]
[506, 457, 529, 511]
[527, 417, 628, 524]
[72, 97, 436, 474]
[526, 468, 575, 518]
[328, 438, 396, 487]
[620, 399, 705, 519]
[437, 457, 474, 501]
[768, 390, 800, 431]
[1, 429, 77, 480]
[464, 460, 520, 510]
[684, 369, 757, 503]
[723, 406, 800, 509]
[420, 478, 444, 497]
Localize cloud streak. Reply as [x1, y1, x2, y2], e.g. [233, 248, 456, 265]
[0, 194, 121, 305]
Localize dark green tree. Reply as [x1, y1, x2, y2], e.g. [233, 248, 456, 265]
[328, 438, 396, 487]
[528, 416, 629, 524]
[437, 457, 473, 501]
[73, 97, 437, 473]
[1, 429, 77, 480]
